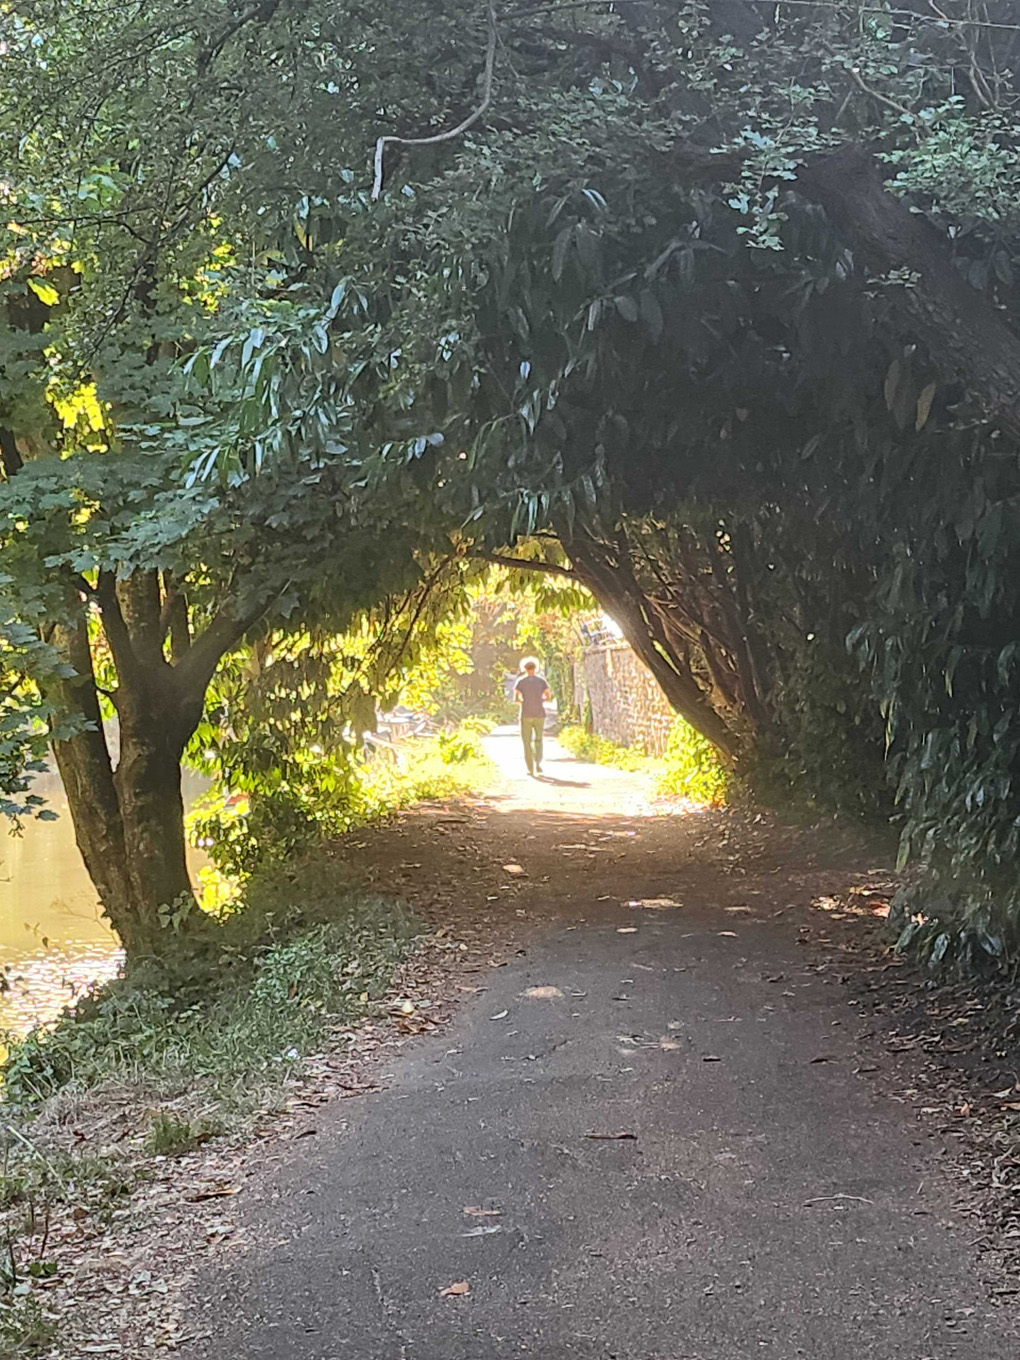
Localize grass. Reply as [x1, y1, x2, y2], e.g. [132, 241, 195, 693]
[143, 1111, 223, 1157]
[2, 871, 420, 1108]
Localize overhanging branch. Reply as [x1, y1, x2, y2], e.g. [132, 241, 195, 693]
[475, 550, 578, 580]
[371, 0, 498, 200]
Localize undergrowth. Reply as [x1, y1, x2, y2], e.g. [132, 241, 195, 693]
[557, 726, 651, 773]
[189, 727, 495, 888]
[559, 718, 730, 805]
[2, 866, 420, 1108]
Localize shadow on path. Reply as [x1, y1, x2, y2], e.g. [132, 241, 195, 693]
[179, 734, 1018, 1360]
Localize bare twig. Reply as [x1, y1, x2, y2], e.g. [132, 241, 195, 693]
[371, 0, 498, 200]
[803, 1193, 874, 1206]
[502, 0, 621, 18]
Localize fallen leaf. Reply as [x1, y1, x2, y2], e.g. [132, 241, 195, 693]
[462, 1224, 503, 1237]
[616, 927, 638, 934]
[810, 1055, 837, 1064]
[523, 986, 563, 999]
[717, 931, 738, 938]
[586, 1131, 637, 1141]
[489, 1009, 509, 1020]
[463, 1206, 501, 1217]
[440, 1280, 471, 1297]
[627, 898, 681, 910]
[502, 864, 526, 875]
[185, 1185, 241, 1202]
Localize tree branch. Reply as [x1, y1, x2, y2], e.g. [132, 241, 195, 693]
[521, 22, 666, 95]
[95, 571, 141, 685]
[501, 1, 621, 18]
[371, 0, 498, 200]
[173, 594, 276, 699]
[795, 143, 1020, 433]
[159, 571, 192, 662]
[475, 550, 578, 579]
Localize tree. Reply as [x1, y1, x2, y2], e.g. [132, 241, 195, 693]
[12, 0, 1020, 967]
[202, 0, 1020, 961]
[0, 0, 485, 957]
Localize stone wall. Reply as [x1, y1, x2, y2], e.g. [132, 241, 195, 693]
[575, 643, 675, 756]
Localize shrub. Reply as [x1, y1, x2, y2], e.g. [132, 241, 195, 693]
[658, 718, 730, 806]
[559, 719, 729, 805]
[0, 1292, 56, 1356]
[189, 727, 494, 884]
[436, 729, 484, 764]
[558, 725, 649, 772]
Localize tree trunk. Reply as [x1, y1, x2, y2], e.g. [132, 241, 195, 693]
[562, 532, 748, 766]
[113, 687, 196, 950]
[45, 616, 196, 959]
[47, 619, 139, 944]
[43, 581, 235, 962]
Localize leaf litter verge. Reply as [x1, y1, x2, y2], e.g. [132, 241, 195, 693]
[0, 910, 522, 1357]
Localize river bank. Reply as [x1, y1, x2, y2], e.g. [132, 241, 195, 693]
[0, 770, 212, 1041]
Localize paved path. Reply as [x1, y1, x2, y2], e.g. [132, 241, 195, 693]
[183, 736, 1019, 1359]
[482, 725, 664, 817]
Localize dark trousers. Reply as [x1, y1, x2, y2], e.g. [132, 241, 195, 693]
[521, 717, 544, 773]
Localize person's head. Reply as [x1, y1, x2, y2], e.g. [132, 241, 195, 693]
[521, 656, 539, 675]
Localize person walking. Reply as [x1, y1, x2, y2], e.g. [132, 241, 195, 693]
[514, 656, 551, 777]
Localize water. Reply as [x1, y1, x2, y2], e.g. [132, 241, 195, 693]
[0, 767, 207, 1040]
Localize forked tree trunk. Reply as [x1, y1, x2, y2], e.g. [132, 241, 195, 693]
[43, 571, 264, 963]
[52, 727, 195, 959]
[47, 616, 202, 959]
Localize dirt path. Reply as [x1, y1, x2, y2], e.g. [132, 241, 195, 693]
[177, 732, 1020, 1359]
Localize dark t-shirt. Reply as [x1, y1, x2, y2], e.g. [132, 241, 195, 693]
[515, 673, 548, 720]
